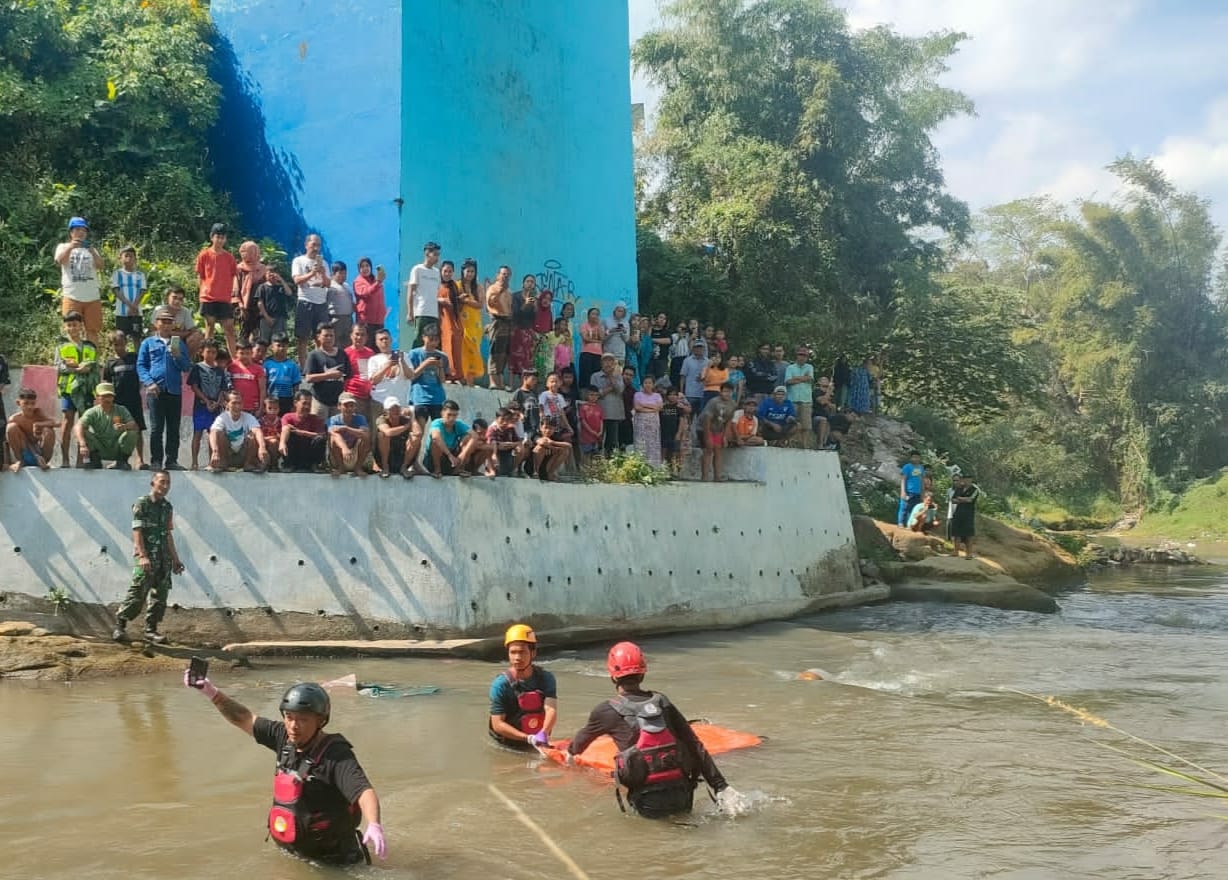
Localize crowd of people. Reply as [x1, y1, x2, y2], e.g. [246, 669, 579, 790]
[3, 218, 883, 480]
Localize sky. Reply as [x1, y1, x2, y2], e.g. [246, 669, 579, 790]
[627, 0, 1228, 232]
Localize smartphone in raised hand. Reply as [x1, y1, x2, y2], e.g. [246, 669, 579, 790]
[187, 656, 209, 687]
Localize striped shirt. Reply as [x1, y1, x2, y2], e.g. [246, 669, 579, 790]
[110, 269, 148, 318]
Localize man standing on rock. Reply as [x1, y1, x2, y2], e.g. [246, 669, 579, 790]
[949, 472, 981, 559]
[113, 470, 184, 644]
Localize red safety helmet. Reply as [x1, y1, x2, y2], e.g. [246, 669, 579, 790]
[607, 641, 647, 679]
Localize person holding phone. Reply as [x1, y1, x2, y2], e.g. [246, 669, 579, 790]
[184, 672, 387, 865]
[55, 216, 106, 343]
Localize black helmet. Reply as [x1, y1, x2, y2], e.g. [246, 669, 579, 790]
[279, 682, 330, 724]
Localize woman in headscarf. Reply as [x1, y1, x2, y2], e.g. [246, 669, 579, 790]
[603, 301, 630, 366]
[456, 258, 485, 385]
[235, 240, 267, 345]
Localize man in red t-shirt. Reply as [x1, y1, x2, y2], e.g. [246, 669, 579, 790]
[196, 223, 239, 355]
[227, 341, 265, 414]
[279, 390, 327, 472]
[342, 324, 375, 423]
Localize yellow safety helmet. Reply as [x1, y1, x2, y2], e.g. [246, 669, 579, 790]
[504, 623, 537, 647]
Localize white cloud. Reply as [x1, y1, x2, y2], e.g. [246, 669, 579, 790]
[1155, 97, 1228, 198]
[842, 0, 1138, 95]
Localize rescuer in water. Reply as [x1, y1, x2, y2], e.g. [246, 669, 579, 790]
[566, 641, 743, 817]
[489, 623, 558, 749]
[185, 671, 386, 865]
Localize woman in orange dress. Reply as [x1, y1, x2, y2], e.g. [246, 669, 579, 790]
[456, 259, 484, 384]
[437, 260, 464, 381]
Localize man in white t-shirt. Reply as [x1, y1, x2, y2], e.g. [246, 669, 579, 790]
[406, 241, 441, 348]
[55, 216, 106, 342]
[367, 327, 410, 422]
[208, 390, 268, 472]
[291, 233, 331, 367]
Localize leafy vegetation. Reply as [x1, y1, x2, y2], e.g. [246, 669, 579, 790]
[0, 0, 232, 362]
[583, 451, 674, 486]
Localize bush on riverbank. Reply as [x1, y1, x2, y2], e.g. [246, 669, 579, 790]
[1133, 469, 1228, 540]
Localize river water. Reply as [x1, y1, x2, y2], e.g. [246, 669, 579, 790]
[5, 565, 1228, 879]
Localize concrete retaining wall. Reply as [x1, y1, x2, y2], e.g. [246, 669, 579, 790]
[0, 437, 878, 641]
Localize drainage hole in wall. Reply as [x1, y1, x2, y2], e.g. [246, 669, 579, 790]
[297, 559, 305, 566]
[470, 600, 479, 611]
[596, 567, 603, 575]
[471, 552, 478, 561]
[263, 606, 274, 615]
[209, 554, 217, 562]
[316, 609, 326, 616]
[712, 526, 720, 534]
[506, 592, 512, 601]
[349, 556, 358, 565]
[99, 545, 108, 554]
[546, 575, 552, 583]
[420, 559, 430, 567]
[13, 547, 20, 554]
[505, 536, 511, 544]
[573, 524, 579, 533]
[566, 577, 572, 585]
[372, 625, 379, 632]
[525, 527, 531, 535]
[647, 569, 653, 576]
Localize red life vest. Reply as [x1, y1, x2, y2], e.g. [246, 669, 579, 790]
[610, 694, 685, 791]
[505, 669, 546, 734]
[267, 734, 360, 857]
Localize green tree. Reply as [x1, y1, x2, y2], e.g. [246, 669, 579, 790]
[0, 0, 231, 362]
[633, 0, 973, 346]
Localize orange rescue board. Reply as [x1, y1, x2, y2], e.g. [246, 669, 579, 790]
[541, 723, 762, 773]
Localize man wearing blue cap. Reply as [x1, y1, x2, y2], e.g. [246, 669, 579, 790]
[55, 217, 105, 342]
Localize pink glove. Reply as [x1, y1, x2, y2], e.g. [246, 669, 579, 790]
[183, 669, 218, 700]
[528, 731, 549, 747]
[362, 822, 386, 859]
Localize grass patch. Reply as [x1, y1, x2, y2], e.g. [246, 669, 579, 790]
[1005, 489, 1121, 531]
[1134, 469, 1228, 540]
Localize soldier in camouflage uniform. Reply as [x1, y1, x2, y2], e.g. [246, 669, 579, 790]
[113, 470, 185, 644]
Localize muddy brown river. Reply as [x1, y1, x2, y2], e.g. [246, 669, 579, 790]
[4, 565, 1228, 879]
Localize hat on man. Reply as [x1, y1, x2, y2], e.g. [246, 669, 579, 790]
[95, 382, 116, 397]
[67, 216, 88, 230]
[210, 222, 228, 236]
[338, 392, 358, 405]
[383, 396, 401, 410]
[423, 240, 441, 252]
[118, 244, 136, 255]
[155, 306, 176, 321]
[773, 385, 787, 394]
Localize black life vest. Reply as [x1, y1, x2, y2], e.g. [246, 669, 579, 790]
[505, 669, 546, 734]
[267, 733, 360, 858]
[610, 694, 686, 792]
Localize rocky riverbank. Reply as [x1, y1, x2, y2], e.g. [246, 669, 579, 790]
[0, 612, 252, 681]
[1085, 542, 1208, 566]
[855, 514, 1083, 613]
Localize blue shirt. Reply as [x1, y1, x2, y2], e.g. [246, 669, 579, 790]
[263, 357, 302, 399]
[901, 462, 925, 496]
[679, 355, 707, 398]
[756, 398, 797, 426]
[489, 667, 558, 719]
[425, 417, 470, 455]
[327, 413, 368, 448]
[409, 346, 448, 406]
[136, 335, 192, 394]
